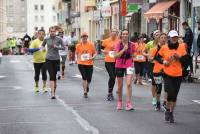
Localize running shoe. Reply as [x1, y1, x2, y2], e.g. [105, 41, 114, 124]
[152, 98, 157, 106]
[107, 93, 114, 101]
[57, 76, 61, 80]
[34, 86, 39, 92]
[43, 86, 48, 93]
[125, 101, 134, 111]
[84, 93, 88, 98]
[162, 102, 167, 112]
[116, 100, 122, 110]
[155, 101, 161, 111]
[165, 110, 170, 122]
[169, 112, 174, 123]
[51, 96, 56, 99]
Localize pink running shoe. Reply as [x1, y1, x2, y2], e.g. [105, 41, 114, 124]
[116, 100, 122, 110]
[126, 101, 134, 111]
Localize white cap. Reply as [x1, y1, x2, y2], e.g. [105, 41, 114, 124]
[168, 30, 178, 38]
[153, 30, 160, 36]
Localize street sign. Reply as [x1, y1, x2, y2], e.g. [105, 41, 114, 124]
[127, 4, 139, 13]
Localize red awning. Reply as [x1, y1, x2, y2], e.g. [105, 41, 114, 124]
[144, 0, 177, 22]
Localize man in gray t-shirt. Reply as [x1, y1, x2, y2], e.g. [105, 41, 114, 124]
[41, 27, 65, 99]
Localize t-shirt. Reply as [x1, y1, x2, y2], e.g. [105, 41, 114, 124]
[134, 43, 147, 62]
[59, 36, 68, 56]
[102, 37, 119, 62]
[150, 46, 164, 73]
[75, 41, 96, 65]
[115, 42, 135, 68]
[159, 44, 186, 77]
[29, 39, 47, 63]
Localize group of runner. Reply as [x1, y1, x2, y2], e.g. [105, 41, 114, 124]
[29, 26, 189, 124]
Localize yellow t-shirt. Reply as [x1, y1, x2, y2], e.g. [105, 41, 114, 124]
[29, 39, 47, 63]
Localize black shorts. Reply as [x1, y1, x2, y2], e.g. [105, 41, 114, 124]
[115, 68, 127, 77]
[152, 73, 162, 86]
[134, 62, 145, 76]
[163, 74, 182, 102]
[78, 64, 93, 83]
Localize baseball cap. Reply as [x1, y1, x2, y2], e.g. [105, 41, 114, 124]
[81, 32, 88, 37]
[168, 30, 178, 38]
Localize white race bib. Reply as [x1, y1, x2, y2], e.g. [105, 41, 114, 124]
[81, 53, 90, 61]
[126, 67, 134, 75]
[154, 76, 162, 84]
[136, 55, 144, 60]
[108, 51, 115, 58]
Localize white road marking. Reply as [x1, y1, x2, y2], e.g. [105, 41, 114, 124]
[192, 100, 200, 104]
[10, 60, 21, 63]
[57, 96, 99, 134]
[72, 74, 82, 78]
[94, 66, 104, 71]
[0, 76, 6, 79]
[13, 86, 22, 90]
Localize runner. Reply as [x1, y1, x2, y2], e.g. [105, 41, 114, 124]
[150, 33, 167, 111]
[58, 29, 68, 79]
[147, 30, 161, 105]
[23, 33, 31, 55]
[67, 31, 78, 65]
[157, 30, 187, 123]
[75, 32, 97, 98]
[114, 29, 135, 110]
[29, 29, 47, 93]
[41, 26, 65, 99]
[133, 35, 148, 85]
[101, 28, 119, 101]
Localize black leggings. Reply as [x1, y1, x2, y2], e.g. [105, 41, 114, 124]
[105, 62, 116, 93]
[46, 59, 60, 81]
[163, 74, 182, 102]
[134, 62, 145, 77]
[78, 64, 93, 83]
[33, 62, 47, 81]
[153, 73, 162, 94]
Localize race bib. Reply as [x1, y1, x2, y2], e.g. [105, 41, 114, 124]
[154, 76, 162, 84]
[81, 53, 90, 61]
[136, 55, 144, 60]
[126, 67, 134, 75]
[109, 51, 115, 58]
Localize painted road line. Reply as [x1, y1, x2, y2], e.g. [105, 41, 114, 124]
[57, 96, 99, 134]
[72, 74, 82, 78]
[94, 66, 104, 71]
[0, 76, 6, 79]
[10, 60, 21, 63]
[192, 100, 200, 104]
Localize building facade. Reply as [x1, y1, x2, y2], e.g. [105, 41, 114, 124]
[0, 0, 7, 44]
[6, 0, 27, 37]
[27, 0, 58, 37]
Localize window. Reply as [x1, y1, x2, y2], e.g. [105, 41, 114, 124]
[34, 5, 38, 11]
[34, 16, 38, 22]
[41, 5, 44, 11]
[52, 6, 55, 11]
[53, 16, 56, 22]
[40, 16, 44, 22]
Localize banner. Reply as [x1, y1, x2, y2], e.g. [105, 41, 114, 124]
[127, 4, 139, 13]
[122, 0, 127, 16]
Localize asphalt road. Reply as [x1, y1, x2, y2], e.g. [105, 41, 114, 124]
[0, 55, 199, 134]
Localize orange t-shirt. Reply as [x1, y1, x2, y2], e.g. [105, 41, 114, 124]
[159, 44, 186, 77]
[102, 37, 119, 62]
[134, 43, 147, 62]
[75, 41, 96, 65]
[150, 46, 164, 73]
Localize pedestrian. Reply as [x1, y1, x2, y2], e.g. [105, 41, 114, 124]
[29, 29, 48, 93]
[147, 30, 161, 106]
[101, 28, 119, 101]
[182, 21, 194, 74]
[133, 35, 148, 85]
[23, 33, 32, 55]
[67, 31, 78, 65]
[58, 29, 68, 79]
[41, 26, 65, 99]
[157, 30, 188, 123]
[150, 33, 167, 111]
[75, 32, 97, 98]
[114, 29, 135, 110]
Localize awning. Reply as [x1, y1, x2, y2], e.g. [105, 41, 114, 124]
[144, 0, 177, 22]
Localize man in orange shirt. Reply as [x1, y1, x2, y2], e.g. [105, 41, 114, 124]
[101, 28, 119, 101]
[75, 32, 97, 98]
[157, 30, 187, 123]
